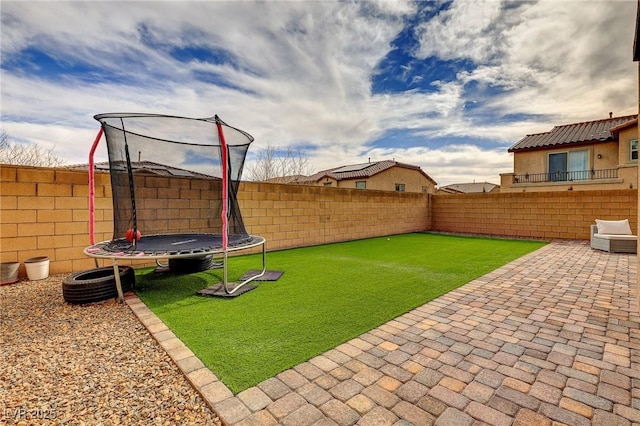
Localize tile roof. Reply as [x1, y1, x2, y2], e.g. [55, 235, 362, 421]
[298, 160, 437, 184]
[438, 182, 499, 194]
[66, 161, 219, 179]
[508, 114, 637, 152]
[264, 175, 307, 184]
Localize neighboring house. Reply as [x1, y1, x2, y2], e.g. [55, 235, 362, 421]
[437, 182, 500, 194]
[264, 175, 307, 184]
[66, 161, 219, 179]
[500, 114, 638, 192]
[296, 160, 437, 193]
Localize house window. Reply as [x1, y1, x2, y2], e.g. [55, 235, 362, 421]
[395, 184, 405, 192]
[631, 140, 638, 161]
[422, 186, 429, 193]
[356, 181, 366, 189]
[548, 150, 588, 181]
[323, 182, 332, 186]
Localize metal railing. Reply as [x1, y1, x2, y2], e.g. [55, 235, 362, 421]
[512, 168, 618, 184]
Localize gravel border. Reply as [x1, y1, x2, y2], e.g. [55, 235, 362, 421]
[0, 275, 221, 426]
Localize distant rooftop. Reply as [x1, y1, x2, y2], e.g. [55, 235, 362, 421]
[264, 175, 307, 184]
[509, 114, 638, 152]
[438, 182, 500, 194]
[298, 160, 437, 185]
[66, 161, 219, 179]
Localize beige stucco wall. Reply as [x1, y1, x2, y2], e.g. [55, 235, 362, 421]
[512, 142, 619, 175]
[315, 176, 338, 187]
[501, 137, 637, 192]
[511, 149, 546, 176]
[332, 166, 435, 193]
[617, 126, 639, 167]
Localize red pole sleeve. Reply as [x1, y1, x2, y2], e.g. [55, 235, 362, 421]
[216, 119, 229, 250]
[88, 127, 104, 245]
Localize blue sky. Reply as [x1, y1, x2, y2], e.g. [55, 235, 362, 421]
[1, 0, 637, 186]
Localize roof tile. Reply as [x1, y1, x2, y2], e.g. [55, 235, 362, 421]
[299, 160, 436, 184]
[509, 115, 637, 152]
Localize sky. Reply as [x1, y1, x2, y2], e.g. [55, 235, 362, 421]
[1, 0, 638, 187]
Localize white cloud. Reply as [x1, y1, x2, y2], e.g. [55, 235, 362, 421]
[363, 145, 513, 186]
[0, 0, 637, 187]
[417, 0, 637, 123]
[414, 0, 504, 62]
[1, 1, 409, 139]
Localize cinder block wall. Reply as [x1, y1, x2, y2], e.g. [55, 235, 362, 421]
[0, 165, 431, 276]
[2, 164, 638, 278]
[131, 175, 222, 235]
[239, 182, 431, 250]
[431, 190, 638, 239]
[1, 165, 115, 275]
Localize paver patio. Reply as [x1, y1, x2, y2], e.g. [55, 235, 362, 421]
[126, 240, 640, 425]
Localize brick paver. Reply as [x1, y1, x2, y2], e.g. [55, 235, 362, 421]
[127, 240, 640, 425]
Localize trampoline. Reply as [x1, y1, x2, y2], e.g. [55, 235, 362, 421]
[84, 113, 266, 300]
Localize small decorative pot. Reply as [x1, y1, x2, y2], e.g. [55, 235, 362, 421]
[24, 256, 50, 281]
[0, 262, 20, 285]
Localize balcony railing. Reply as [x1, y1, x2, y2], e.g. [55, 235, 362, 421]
[512, 168, 618, 184]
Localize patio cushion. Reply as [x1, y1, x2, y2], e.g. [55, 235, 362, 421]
[595, 219, 633, 235]
[593, 233, 637, 241]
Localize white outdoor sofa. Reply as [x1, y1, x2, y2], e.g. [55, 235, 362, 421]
[590, 219, 637, 254]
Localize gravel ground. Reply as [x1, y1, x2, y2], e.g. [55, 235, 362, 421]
[0, 275, 221, 426]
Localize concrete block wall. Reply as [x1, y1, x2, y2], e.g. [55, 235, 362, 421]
[132, 175, 222, 235]
[2, 164, 638, 279]
[431, 190, 638, 240]
[239, 182, 431, 250]
[0, 165, 431, 277]
[1, 165, 114, 276]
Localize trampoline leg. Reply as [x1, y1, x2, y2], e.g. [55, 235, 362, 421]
[237, 242, 267, 285]
[112, 260, 124, 303]
[223, 251, 229, 293]
[250, 242, 267, 281]
[222, 240, 267, 295]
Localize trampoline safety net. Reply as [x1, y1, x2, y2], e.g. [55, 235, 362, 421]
[93, 113, 254, 255]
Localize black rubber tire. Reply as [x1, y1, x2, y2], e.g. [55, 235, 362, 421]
[62, 266, 135, 305]
[168, 256, 214, 274]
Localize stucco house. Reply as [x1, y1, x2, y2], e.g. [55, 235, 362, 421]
[295, 160, 437, 193]
[500, 114, 638, 192]
[67, 161, 218, 179]
[437, 182, 500, 194]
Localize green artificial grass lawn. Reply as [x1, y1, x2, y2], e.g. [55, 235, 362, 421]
[135, 233, 546, 394]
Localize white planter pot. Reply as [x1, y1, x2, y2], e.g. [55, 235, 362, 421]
[1, 262, 20, 285]
[24, 256, 50, 281]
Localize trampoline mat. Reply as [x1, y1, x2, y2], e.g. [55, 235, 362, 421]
[103, 233, 255, 255]
[239, 270, 284, 281]
[197, 282, 257, 298]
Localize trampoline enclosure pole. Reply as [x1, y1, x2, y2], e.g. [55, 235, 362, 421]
[216, 116, 231, 293]
[121, 119, 139, 249]
[216, 117, 230, 251]
[88, 127, 104, 246]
